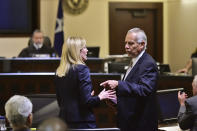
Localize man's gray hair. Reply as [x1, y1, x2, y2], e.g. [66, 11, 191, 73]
[5, 95, 33, 127]
[127, 27, 147, 49]
[32, 29, 43, 37]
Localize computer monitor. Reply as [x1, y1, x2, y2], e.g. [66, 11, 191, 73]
[157, 88, 184, 123]
[87, 47, 100, 57]
[157, 64, 171, 74]
[192, 58, 197, 76]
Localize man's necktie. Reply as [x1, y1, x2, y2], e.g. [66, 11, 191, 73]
[123, 60, 133, 80]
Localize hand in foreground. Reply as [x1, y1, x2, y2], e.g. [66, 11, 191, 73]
[178, 91, 188, 106]
[100, 80, 118, 90]
[105, 96, 117, 114]
[91, 90, 95, 96]
[98, 88, 116, 101]
[106, 93, 117, 104]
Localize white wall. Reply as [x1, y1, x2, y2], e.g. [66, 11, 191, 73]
[167, 0, 197, 72]
[0, 38, 29, 58]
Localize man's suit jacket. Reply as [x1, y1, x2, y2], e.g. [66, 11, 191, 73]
[178, 95, 197, 131]
[54, 64, 100, 128]
[117, 52, 158, 131]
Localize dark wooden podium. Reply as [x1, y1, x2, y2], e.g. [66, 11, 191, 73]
[0, 57, 104, 73]
[0, 56, 194, 128]
[158, 74, 193, 97]
[0, 72, 194, 127]
[0, 72, 121, 128]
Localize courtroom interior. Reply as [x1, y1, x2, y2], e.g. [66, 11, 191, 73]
[0, 0, 197, 131]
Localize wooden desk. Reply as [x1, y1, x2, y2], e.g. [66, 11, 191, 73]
[0, 57, 104, 73]
[0, 72, 121, 128]
[0, 73, 193, 128]
[158, 75, 193, 97]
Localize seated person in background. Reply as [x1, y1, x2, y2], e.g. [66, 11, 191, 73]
[177, 75, 197, 131]
[38, 117, 68, 131]
[177, 48, 197, 74]
[5, 95, 33, 131]
[18, 29, 55, 57]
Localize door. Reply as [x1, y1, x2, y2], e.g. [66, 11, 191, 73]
[109, 2, 163, 62]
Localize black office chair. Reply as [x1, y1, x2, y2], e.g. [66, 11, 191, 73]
[26, 94, 59, 127]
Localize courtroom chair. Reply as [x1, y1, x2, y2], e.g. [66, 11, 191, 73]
[26, 94, 59, 127]
[192, 58, 197, 76]
[157, 88, 183, 124]
[28, 36, 52, 48]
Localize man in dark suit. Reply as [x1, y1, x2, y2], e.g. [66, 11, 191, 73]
[178, 75, 197, 131]
[18, 29, 55, 57]
[101, 28, 158, 131]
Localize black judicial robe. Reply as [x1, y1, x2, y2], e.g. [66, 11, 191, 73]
[18, 44, 54, 57]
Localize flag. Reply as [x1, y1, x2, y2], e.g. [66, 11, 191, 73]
[54, 0, 64, 57]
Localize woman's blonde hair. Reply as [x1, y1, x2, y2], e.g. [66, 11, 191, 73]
[56, 36, 86, 77]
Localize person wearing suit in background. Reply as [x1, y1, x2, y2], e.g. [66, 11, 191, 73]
[18, 29, 55, 57]
[100, 28, 158, 131]
[54, 37, 116, 129]
[178, 75, 197, 131]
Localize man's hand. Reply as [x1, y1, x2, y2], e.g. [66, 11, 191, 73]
[100, 80, 118, 89]
[178, 91, 188, 106]
[91, 90, 95, 96]
[98, 88, 116, 100]
[177, 68, 188, 74]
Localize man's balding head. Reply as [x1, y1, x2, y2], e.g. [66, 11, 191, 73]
[38, 117, 67, 131]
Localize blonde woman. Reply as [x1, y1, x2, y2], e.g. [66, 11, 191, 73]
[54, 37, 115, 129]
